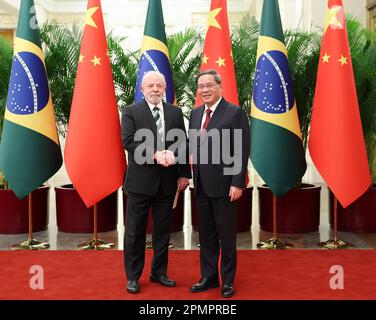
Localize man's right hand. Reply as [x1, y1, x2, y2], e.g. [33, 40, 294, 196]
[154, 150, 176, 167]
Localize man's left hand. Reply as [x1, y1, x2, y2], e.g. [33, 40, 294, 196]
[165, 150, 176, 166]
[229, 186, 243, 202]
[177, 177, 190, 192]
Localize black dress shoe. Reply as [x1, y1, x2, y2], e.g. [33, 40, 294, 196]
[222, 283, 235, 298]
[126, 280, 140, 294]
[150, 275, 176, 287]
[189, 278, 219, 293]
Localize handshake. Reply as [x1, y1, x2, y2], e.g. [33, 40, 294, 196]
[154, 150, 176, 167]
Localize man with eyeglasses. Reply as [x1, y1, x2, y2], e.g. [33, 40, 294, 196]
[188, 69, 250, 298]
[121, 71, 190, 294]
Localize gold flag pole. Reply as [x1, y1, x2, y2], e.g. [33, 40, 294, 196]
[318, 196, 353, 249]
[257, 194, 293, 249]
[78, 203, 114, 250]
[12, 193, 50, 250]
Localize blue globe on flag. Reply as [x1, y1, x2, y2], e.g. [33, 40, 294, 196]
[253, 50, 294, 114]
[7, 51, 49, 115]
[134, 50, 175, 103]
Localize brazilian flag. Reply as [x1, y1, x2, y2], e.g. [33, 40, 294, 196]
[250, 0, 306, 197]
[134, 0, 175, 103]
[0, 0, 62, 199]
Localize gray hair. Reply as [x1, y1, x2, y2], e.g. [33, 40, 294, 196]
[141, 70, 166, 86]
[196, 69, 222, 85]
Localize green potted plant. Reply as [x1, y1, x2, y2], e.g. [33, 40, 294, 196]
[0, 36, 12, 146]
[0, 35, 50, 234]
[328, 17, 376, 232]
[167, 27, 203, 114]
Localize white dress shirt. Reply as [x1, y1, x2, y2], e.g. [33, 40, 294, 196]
[146, 100, 165, 139]
[200, 97, 222, 129]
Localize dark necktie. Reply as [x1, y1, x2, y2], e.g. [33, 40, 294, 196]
[202, 108, 212, 131]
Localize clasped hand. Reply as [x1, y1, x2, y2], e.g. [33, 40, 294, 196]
[154, 150, 176, 167]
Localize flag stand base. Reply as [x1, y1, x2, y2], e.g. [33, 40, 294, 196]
[12, 239, 50, 250]
[257, 237, 293, 250]
[77, 239, 114, 250]
[318, 239, 353, 249]
[145, 240, 174, 249]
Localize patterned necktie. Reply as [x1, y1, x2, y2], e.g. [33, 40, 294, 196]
[153, 106, 164, 142]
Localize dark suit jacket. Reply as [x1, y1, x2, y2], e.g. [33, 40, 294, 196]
[121, 100, 191, 196]
[189, 98, 250, 198]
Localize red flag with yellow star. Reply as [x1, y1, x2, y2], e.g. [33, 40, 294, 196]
[308, 0, 371, 208]
[64, 0, 126, 208]
[195, 0, 238, 106]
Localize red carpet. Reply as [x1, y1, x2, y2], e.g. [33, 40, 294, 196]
[0, 250, 376, 300]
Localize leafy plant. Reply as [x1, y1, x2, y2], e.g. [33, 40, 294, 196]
[0, 36, 12, 189]
[107, 33, 138, 110]
[167, 27, 203, 118]
[0, 171, 9, 189]
[40, 21, 81, 136]
[285, 29, 321, 151]
[231, 14, 260, 116]
[346, 16, 376, 181]
[40, 21, 138, 135]
[0, 35, 13, 142]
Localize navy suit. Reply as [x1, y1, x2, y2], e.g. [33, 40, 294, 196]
[189, 98, 250, 284]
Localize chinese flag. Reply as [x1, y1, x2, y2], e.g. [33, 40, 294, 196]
[64, 0, 126, 208]
[308, 0, 371, 208]
[195, 0, 238, 106]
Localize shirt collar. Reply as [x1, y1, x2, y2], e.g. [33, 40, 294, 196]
[146, 100, 163, 113]
[205, 97, 222, 114]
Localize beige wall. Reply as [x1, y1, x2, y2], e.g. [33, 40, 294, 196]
[367, 0, 376, 30]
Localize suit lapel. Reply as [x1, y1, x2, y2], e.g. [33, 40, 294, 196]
[206, 98, 226, 131]
[163, 102, 172, 135]
[199, 98, 227, 145]
[140, 100, 157, 136]
[194, 106, 205, 130]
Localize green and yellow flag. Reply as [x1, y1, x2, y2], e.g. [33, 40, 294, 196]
[0, 0, 62, 199]
[134, 0, 175, 103]
[250, 0, 306, 196]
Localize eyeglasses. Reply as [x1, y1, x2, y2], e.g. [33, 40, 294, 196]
[197, 83, 218, 90]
